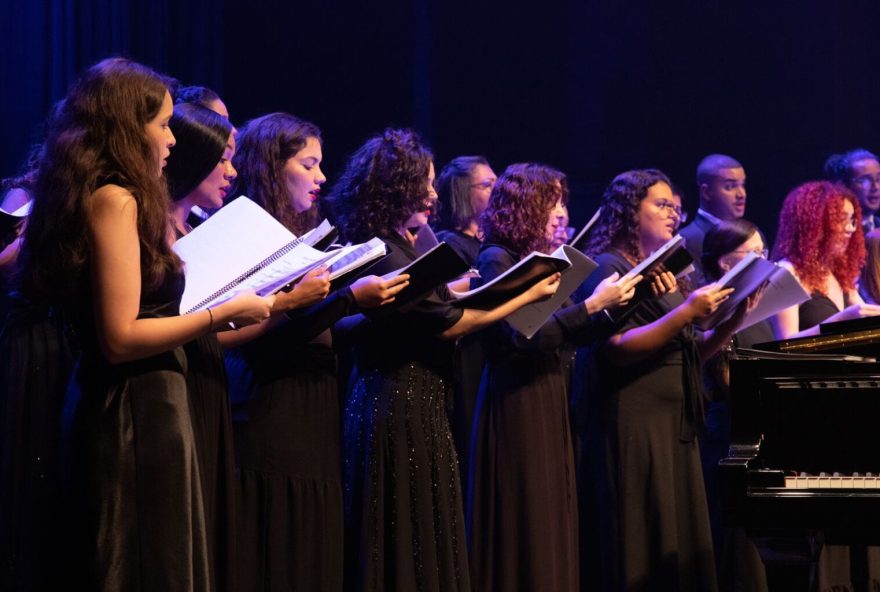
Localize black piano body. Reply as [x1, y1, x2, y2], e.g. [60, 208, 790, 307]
[720, 317, 880, 588]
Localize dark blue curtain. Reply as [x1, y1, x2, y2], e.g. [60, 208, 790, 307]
[0, 0, 224, 178]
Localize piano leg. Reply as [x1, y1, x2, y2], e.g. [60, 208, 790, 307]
[751, 531, 822, 591]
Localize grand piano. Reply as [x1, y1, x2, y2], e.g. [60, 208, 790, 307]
[720, 316, 880, 589]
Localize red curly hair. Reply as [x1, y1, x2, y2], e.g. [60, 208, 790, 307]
[771, 181, 865, 295]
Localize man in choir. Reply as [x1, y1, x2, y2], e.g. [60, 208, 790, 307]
[825, 148, 880, 233]
[680, 154, 747, 285]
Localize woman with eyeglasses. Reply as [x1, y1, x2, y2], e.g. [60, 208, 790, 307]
[434, 156, 497, 266]
[328, 129, 562, 592]
[771, 181, 880, 340]
[699, 219, 774, 592]
[575, 169, 748, 592]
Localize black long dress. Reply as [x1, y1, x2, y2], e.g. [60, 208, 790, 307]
[184, 333, 237, 592]
[576, 250, 716, 592]
[343, 231, 470, 592]
[466, 244, 612, 592]
[0, 296, 78, 591]
[227, 289, 357, 592]
[71, 266, 210, 591]
[175, 227, 238, 592]
[435, 229, 484, 494]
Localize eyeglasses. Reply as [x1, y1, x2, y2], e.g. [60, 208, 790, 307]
[470, 180, 496, 191]
[731, 248, 769, 258]
[654, 199, 688, 224]
[853, 174, 880, 188]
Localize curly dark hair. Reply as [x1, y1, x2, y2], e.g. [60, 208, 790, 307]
[771, 181, 865, 295]
[231, 112, 322, 235]
[583, 169, 672, 262]
[18, 57, 179, 305]
[434, 155, 489, 231]
[326, 128, 434, 243]
[480, 163, 568, 258]
[165, 103, 233, 201]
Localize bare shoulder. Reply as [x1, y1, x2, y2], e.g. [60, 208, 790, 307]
[88, 184, 137, 218]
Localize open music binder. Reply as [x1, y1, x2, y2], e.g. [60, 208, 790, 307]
[370, 242, 471, 315]
[448, 245, 598, 338]
[606, 234, 694, 323]
[173, 196, 386, 314]
[694, 253, 811, 330]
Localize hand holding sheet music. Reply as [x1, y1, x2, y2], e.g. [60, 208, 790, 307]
[173, 197, 387, 314]
[693, 252, 811, 331]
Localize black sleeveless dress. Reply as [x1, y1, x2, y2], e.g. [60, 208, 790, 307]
[71, 267, 210, 591]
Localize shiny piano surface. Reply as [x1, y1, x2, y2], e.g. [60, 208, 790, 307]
[720, 318, 880, 587]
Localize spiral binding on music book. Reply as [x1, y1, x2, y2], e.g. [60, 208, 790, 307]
[183, 233, 309, 314]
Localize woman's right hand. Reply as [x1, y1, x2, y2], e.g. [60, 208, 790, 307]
[350, 273, 411, 308]
[830, 303, 880, 322]
[272, 266, 331, 312]
[588, 271, 643, 311]
[223, 290, 275, 327]
[684, 283, 735, 320]
[523, 272, 561, 304]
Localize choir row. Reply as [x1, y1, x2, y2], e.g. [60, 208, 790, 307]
[3, 56, 880, 592]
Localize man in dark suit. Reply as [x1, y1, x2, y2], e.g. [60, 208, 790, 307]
[679, 154, 747, 286]
[824, 148, 880, 233]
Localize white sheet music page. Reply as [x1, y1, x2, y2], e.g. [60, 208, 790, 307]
[173, 196, 298, 313]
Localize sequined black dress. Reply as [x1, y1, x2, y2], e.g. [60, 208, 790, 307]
[576, 250, 717, 592]
[227, 289, 357, 592]
[466, 244, 612, 592]
[343, 232, 470, 592]
[71, 267, 210, 591]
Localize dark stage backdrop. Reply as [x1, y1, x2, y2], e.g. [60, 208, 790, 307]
[3, 0, 880, 246]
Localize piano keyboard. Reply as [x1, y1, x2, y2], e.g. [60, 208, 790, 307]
[785, 474, 880, 488]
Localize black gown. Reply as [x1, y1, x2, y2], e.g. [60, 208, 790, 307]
[434, 229, 485, 494]
[466, 244, 612, 592]
[184, 333, 237, 592]
[227, 289, 356, 592]
[343, 231, 470, 592]
[175, 227, 238, 592]
[576, 250, 717, 592]
[71, 266, 210, 591]
[0, 295, 79, 590]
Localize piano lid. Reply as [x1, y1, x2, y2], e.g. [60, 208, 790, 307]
[752, 315, 880, 358]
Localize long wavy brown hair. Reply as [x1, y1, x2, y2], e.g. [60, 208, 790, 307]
[231, 112, 322, 235]
[326, 128, 433, 243]
[480, 163, 568, 258]
[771, 181, 865, 295]
[583, 169, 672, 263]
[18, 57, 179, 305]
